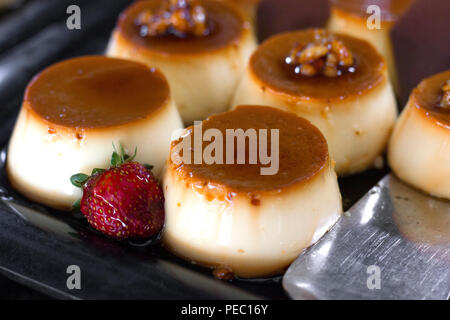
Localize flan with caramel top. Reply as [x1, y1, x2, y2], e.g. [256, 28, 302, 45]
[163, 105, 342, 278]
[388, 70, 450, 199]
[232, 29, 397, 175]
[7, 56, 182, 210]
[107, 0, 257, 124]
[327, 0, 415, 94]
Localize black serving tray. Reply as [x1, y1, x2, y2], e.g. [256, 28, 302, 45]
[0, 0, 445, 299]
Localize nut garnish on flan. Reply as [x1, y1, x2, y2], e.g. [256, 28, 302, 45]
[440, 79, 450, 109]
[285, 30, 355, 78]
[136, 0, 212, 38]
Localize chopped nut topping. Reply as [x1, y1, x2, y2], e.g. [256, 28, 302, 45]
[285, 30, 355, 77]
[440, 79, 450, 108]
[136, 0, 211, 38]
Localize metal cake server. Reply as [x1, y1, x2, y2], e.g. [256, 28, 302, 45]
[283, 174, 450, 300]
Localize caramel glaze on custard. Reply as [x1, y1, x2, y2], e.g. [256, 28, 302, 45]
[249, 29, 386, 101]
[169, 105, 329, 199]
[25, 56, 170, 129]
[411, 70, 450, 128]
[117, 0, 245, 55]
[330, 0, 415, 22]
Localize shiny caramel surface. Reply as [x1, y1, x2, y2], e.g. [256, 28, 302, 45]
[412, 70, 450, 127]
[330, 0, 415, 21]
[250, 29, 385, 101]
[118, 0, 244, 55]
[170, 105, 329, 194]
[25, 56, 169, 128]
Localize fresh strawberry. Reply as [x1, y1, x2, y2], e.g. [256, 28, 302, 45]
[70, 144, 164, 240]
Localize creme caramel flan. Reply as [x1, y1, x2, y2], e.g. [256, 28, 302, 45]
[388, 70, 450, 199]
[7, 56, 182, 210]
[107, 0, 257, 124]
[163, 105, 342, 277]
[232, 29, 397, 175]
[327, 0, 415, 94]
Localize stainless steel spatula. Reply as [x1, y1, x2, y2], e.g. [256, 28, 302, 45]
[283, 174, 450, 300]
